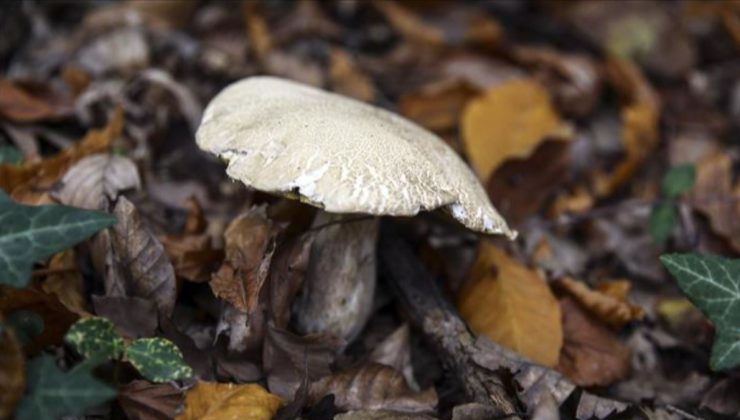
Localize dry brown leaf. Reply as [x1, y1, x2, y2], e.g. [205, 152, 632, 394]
[374, 1, 446, 48]
[399, 79, 479, 133]
[111, 196, 177, 317]
[273, 0, 341, 44]
[688, 152, 740, 252]
[487, 139, 572, 224]
[52, 153, 140, 210]
[177, 382, 282, 420]
[41, 250, 90, 317]
[118, 380, 185, 420]
[557, 277, 644, 329]
[268, 233, 315, 329]
[329, 48, 376, 103]
[244, 2, 273, 59]
[92, 295, 158, 339]
[83, 0, 197, 31]
[0, 108, 123, 204]
[461, 78, 572, 181]
[595, 57, 660, 197]
[0, 314, 25, 419]
[369, 324, 418, 391]
[557, 298, 631, 387]
[309, 363, 437, 414]
[0, 288, 78, 354]
[458, 242, 563, 367]
[210, 206, 277, 313]
[0, 79, 73, 123]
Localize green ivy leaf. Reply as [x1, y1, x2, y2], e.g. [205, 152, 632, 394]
[15, 355, 117, 420]
[0, 146, 23, 165]
[65, 317, 124, 360]
[649, 203, 676, 244]
[0, 190, 116, 287]
[125, 337, 193, 383]
[660, 253, 740, 370]
[661, 164, 696, 198]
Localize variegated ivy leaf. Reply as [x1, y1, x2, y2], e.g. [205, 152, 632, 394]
[125, 337, 193, 383]
[65, 317, 124, 360]
[660, 253, 740, 370]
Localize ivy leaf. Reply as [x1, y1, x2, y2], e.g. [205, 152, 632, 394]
[65, 317, 124, 360]
[15, 355, 117, 420]
[0, 190, 116, 287]
[660, 253, 740, 370]
[661, 164, 695, 198]
[649, 203, 676, 244]
[0, 146, 23, 165]
[125, 338, 193, 383]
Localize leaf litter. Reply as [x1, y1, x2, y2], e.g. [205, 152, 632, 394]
[0, 1, 738, 419]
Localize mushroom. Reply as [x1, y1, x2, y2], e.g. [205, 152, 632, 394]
[196, 76, 515, 340]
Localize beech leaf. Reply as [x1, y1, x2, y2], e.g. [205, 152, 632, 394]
[0, 191, 116, 287]
[458, 242, 563, 367]
[125, 337, 193, 383]
[177, 382, 282, 420]
[660, 253, 740, 370]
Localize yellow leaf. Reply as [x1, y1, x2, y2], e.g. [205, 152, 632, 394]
[177, 382, 282, 420]
[461, 78, 571, 181]
[458, 242, 563, 367]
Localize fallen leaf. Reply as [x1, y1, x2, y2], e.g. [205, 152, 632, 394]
[0, 288, 78, 354]
[263, 324, 340, 400]
[458, 242, 563, 367]
[574, 392, 629, 420]
[41, 250, 90, 317]
[210, 206, 277, 313]
[0, 315, 25, 419]
[336, 411, 436, 420]
[83, 0, 197, 31]
[76, 28, 149, 76]
[688, 152, 740, 253]
[0, 108, 123, 203]
[0, 79, 73, 123]
[369, 324, 418, 391]
[557, 297, 632, 387]
[595, 58, 660, 196]
[177, 382, 282, 420]
[52, 153, 141, 210]
[92, 295, 158, 339]
[373, 1, 445, 48]
[119, 380, 185, 420]
[487, 139, 572, 224]
[111, 196, 177, 317]
[309, 363, 437, 414]
[399, 79, 479, 133]
[329, 49, 375, 103]
[700, 377, 740, 417]
[557, 277, 644, 329]
[268, 233, 315, 329]
[462, 78, 572, 181]
[272, 0, 341, 45]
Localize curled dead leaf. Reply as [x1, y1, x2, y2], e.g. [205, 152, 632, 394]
[462, 78, 572, 181]
[0, 79, 74, 123]
[556, 277, 644, 329]
[119, 380, 185, 420]
[41, 250, 90, 317]
[458, 242, 563, 367]
[268, 233, 314, 329]
[52, 153, 141, 210]
[111, 196, 177, 317]
[177, 382, 282, 420]
[0, 313, 25, 419]
[309, 363, 437, 414]
[557, 297, 632, 387]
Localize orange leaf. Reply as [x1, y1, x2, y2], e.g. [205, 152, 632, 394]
[461, 78, 571, 181]
[557, 277, 644, 329]
[0, 313, 25, 419]
[458, 242, 563, 367]
[177, 382, 281, 420]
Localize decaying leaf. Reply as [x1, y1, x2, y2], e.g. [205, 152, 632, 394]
[119, 380, 185, 420]
[369, 324, 418, 391]
[0, 79, 74, 123]
[52, 153, 140, 210]
[0, 108, 123, 204]
[308, 363, 437, 414]
[688, 152, 740, 253]
[462, 78, 572, 181]
[458, 242, 563, 367]
[373, 1, 445, 48]
[557, 277, 644, 329]
[329, 49, 375, 103]
[557, 297, 632, 387]
[210, 206, 277, 313]
[111, 196, 177, 317]
[263, 324, 340, 400]
[0, 315, 25, 419]
[0, 288, 78, 354]
[399, 79, 479, 133]
[92, 295, 158, 339]
[268, 233, 314, 329]
[177, 382, 282, 420]
[41, 250, 90, 317]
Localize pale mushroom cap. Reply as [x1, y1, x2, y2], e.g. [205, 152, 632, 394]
[196, 76, 516, 238]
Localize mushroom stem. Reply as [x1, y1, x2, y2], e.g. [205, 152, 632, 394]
[293, 211, 378, 341]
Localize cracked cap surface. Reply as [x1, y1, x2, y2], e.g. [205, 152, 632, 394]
[196, 76, 516, 238]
